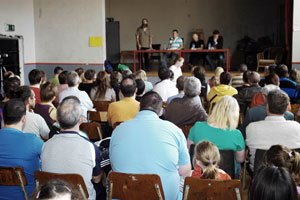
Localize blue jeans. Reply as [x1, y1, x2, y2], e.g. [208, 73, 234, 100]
[206, 53, 224, 71]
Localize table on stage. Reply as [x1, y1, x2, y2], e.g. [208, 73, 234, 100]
[133, 49, 231, 72]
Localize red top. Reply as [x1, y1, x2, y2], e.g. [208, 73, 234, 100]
[30, 87, 41, 103]
[192, 164, 231, 180]
[250, 92, 264, 108]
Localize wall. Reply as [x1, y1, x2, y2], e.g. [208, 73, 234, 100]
[292, 0, 300, 69]
[33, 0, 106, 81]
[106, 0, 283, 68]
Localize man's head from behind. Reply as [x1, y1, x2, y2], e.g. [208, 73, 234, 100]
[176, 76, 186, 92]
[28, 69, 43, 85]
[121, 77, 137, 97]
[54, 66, 63, 75]
[3, 99, 26, 126]
[57, 96, 82, 130]
[184, 77, 201, 98]
[158, 67, 171, 81]
[220, 72, 232, 85]
[248, 71, 260, 85]
[67, 71, 80, 87]
[140, 91, 163, 115]
[267, 90, 289, 115]
[239, 64, 248, 73]
[275, 64, 289, 78]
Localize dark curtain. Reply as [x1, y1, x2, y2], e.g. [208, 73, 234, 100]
[285, 0, 293, 66]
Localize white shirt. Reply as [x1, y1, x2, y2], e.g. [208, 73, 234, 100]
[153, 79, 178, 101]
[23, 111, 50, 139]
[246, 116, 300, 170]
[169, 65, 182, 83]
[59, 87, 94, 122]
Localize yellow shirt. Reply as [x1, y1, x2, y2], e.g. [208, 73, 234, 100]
[107, 97, 140, 127]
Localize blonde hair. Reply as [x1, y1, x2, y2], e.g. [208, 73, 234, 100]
[211, 67, 224, 86]
[207, 96, 239, 130]
[194, 141, 221, 180]
[135, 70, 147, 81]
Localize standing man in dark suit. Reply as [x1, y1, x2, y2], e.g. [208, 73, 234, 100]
[206, 30, 224, 71]
[136, 18, 152, 71]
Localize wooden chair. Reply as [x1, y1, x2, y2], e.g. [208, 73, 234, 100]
[79, 122, 103, 141]
[178, 125, 193, 138]
[34, 171, 88, 200]
[162, 102, 167, 110]
[93, 101, 111, 112]
[108, 172, 165, 200]
[183, 177, 243, 200]
[256, 47, 284, 72]
[0, 167, 28, 200]
[87, 110, 102, 122]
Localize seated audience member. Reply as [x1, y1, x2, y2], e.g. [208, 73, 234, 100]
[193, 66, 210, 105]
[79, 69, 96, 96]
[90, 71, 116, 101]
[246, 90, 300, 173]
[236, 70, 251, 92]
[110, 71, 122, 101]
[192, 141, 231, 180]
[16, 86, 50, 140]
[234, 71, 261, 114]
[0, 99, 43, 199]
[259, 64, 276, 87]
[41, 97, 102, 200]
[275, 64, 298, 102]
[59, 71, 93, 122]
[206, 30, 224, 70]
[28, 69, 43, 103]
[248, 166, 298, 200]
[207, 72, 238, 114]
[122, 69, 133, 79]
[169, 57, 184, 83]
[263, 145, 300, 194]
[75, 67, 85, 82]
[30, 179, 80, 200]
[166, 77, 207, 126]
[110, 91, 191, 200]
[250, 72, 280, 107]
[54, 70, 68, 104]
[241, 84, 293, 138]
[189, 32, 205, 66]
[135, 69, 153, 93]
[208, 66, 224, 88]
[40, 70, 47, 85]
[153, 67, 178, 101]
[290, 68, 300, 87]
[231, 64, 248, 88]
[166, 76, 185, 105]
[135, 79, 145, 102]
[188, 96, 245, 174]
[107, 77, 139, 127]
[0, 77, 20, 108]
[34, 82, 58, 125]
[48, 66, 63, 86]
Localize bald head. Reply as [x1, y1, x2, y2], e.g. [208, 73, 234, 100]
[249, 71, 260, 84]
[57, 97, 82, 129]
[121, 77, 137, 97]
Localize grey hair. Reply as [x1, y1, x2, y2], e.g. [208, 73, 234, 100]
[67, 71, 80, 87]
[184, 77, 201, 98]
[262, 84, 280, 97]
[57, 98, 82, 129]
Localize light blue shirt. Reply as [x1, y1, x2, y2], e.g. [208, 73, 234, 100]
[110, 110, 190, 200]
[167, 94, 202, 106]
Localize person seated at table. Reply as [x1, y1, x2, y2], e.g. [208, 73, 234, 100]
[189, 32, 205, 66]
[206, 30, 224, 71]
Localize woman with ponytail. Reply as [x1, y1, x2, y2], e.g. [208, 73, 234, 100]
[192, 141, 231, 180]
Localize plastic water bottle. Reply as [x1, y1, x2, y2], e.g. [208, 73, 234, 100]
[208, 43, 211, 50]
[192, 44, 195, 50]
[163, 44, 167, 50]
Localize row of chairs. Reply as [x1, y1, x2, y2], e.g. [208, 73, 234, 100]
[0, 166, 243, 200]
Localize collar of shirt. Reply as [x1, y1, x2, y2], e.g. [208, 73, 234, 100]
[58, 131, 80, 135]
[265, 116, 286, 121]
[135, 110, 159, 119]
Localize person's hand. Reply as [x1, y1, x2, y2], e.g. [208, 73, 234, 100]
[138, 44, 141, 50]
[149, 44, 152, 50]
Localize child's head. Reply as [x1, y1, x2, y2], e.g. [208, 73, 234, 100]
[40, 82, 58, 103]
[263, 145, 300, 185]
[194, 141, 220, 179]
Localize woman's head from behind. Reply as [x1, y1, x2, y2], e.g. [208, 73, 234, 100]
[207, 96, 239, 130]
[249, 166, 298, 200]
[194, 141, 221, 179]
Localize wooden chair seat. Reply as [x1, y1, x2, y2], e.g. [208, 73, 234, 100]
[34, 171, 88, 199]
[0, 166, 28, 200]
[259, 59, 276, 64]
[108, 172, 165, 200]
[183, 177, 243, 200]
[80, 122, 103, 141]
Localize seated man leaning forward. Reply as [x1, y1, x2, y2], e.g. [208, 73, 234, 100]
[110, 91, 191, 200]
[41, 96, 102, 200]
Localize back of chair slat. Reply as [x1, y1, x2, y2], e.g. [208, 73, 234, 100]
[80, 122, 103, 141]
[183, 177, 243, 200]
[254, 149, 266, 176]
[87, 111, 102, 122]
[219, 150, 235, 179]
[108, 172, 165, 200]
[93, 101, 111, 112]
[34, 171, 89, 199]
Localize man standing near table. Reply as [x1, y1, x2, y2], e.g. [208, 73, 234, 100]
[206, 30, 224, 70]
[136, 18, 152, 71]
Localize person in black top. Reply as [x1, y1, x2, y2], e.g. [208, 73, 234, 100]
[189, 33, 205, 66]
[78, 69, 96, 96]
[206, 30, 224, 71]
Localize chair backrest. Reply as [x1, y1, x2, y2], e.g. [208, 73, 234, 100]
[87, 110, 102, 122]
[152, 44, 161, 50]
[79, 122, 103, 141]
[254, 149, 266, 176]
[93, 101, 111, 112]
[183, 177, 243, 200]
[178, 125, 193, 138]
[108, 172, 165, 200]
[34, 171, 89, 199]
[0, 167, 28, 200]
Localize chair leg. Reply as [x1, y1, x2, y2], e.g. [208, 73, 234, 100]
[78, 184, 88, 200]
[183, 185, 190, 200]
[16, 171, 28, 200]
[154, 183, 163, 200]
[108, 181, 113, 200]
[96, 127, 103, 140]
[235, 187, 242, 200]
